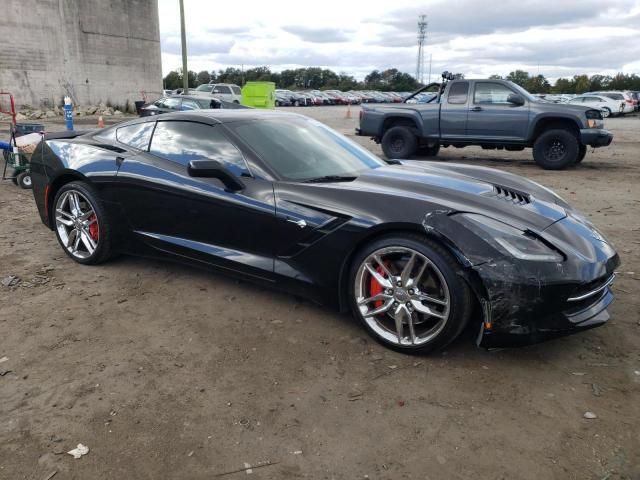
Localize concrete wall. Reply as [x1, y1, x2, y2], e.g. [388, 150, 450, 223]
[0, 0, 162, 109]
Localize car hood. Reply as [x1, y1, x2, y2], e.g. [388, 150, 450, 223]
[334, 161, 571, 231]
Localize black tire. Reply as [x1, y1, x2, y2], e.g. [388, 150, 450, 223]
[17, 172, 32, 189]
[532, 128, 579, 170]
[419, 144, 440, 157]
[602, 107, 611, 118]
[294, 100, 300, 107]
[381, 126, 418, 159]
[233, 100, 239, 104]
[53, 181, 114, 265]
[348, 234, 473, 354]
[275, 101, 281, 107]
[575, 144, 587, 164]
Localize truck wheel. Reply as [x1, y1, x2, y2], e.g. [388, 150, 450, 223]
[575, 145, 587, 164]
[532, 128, 579, 170]
[382, 126, 418, 159]
[419, 144, 440, 157]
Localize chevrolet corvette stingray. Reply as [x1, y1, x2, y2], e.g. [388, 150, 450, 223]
[30, 111, 620, 353]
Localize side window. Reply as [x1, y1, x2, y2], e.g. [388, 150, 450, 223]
[447, 82, 469, 104]
[181, 99, 200, 110]
[116, 122, 155, 150]
[474, 83, 515, 105]
[582, 97, 597, 103]
[231, 86, 241, 95]
[216, 86, 232, 94]
[149, 121, 249, 176]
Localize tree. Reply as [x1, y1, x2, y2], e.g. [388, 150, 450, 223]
[506, 70, 530, 87]
[162, 69, 197, 89]
[553, 78, 575, 94]
[573, 75, 590, 94]
[525, 74, 551, 94]
[488, 74, 503, 80]
[196, 70, 211, 85]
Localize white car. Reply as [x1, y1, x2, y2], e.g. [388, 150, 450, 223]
[569, 95, 625, 117]
[586, 91, 635, 114]
[192, 83, 242, 103]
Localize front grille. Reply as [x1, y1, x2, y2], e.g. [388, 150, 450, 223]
[492, 185, 531, 205]
[568, 274, 615, 303]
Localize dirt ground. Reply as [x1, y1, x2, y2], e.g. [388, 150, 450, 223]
[1, 108, 639, 480]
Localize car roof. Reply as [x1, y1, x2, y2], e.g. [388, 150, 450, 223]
[140, 109, 302, 125]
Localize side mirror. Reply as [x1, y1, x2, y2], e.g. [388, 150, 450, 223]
[187, 159, 245, 192]
[507, 93, 525, 106]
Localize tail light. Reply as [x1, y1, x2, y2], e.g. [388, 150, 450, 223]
[625, 99, 633, 104]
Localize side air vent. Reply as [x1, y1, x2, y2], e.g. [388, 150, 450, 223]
[493, 185, 531, 205]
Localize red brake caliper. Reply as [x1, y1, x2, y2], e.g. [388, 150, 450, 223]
[370, 265, 387, 309]
[88, 214, 99, 242]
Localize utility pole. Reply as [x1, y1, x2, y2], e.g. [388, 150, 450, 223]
[179, 0, 189, 93]
[428, 54, 432, 84]
[415, 15, 427, 84]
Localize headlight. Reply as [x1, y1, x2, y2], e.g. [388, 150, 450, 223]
[456, 214, 563, 262]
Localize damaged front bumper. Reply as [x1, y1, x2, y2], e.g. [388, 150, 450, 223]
[424, 210, 621, 349]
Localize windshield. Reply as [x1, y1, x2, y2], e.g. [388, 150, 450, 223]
[230, 117, 385, 181]
[195, 84, 211, 92]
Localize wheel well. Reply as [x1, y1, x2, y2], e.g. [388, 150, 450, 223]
[381, 117, 419, 137]
[337, 227, 466, 312]
[46, 173, 84, 227]
[532, 118, 580, 141]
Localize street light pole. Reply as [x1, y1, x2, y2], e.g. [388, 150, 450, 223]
[179, 0, 188, 93]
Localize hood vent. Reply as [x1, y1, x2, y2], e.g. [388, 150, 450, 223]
[492, 185, 531, 205]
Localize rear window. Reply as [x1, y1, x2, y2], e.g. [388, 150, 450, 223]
[602, 93, 623, 100]
[116, 122, 155, 150]
[448, 82, 469, 104]
[231, 86, 241, 95]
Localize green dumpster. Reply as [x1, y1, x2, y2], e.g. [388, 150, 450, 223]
[241, 81, 275, 109]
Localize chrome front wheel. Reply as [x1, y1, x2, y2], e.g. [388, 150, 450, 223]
[354, 246, 451, 347]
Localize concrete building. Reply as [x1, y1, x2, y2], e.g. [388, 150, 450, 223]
[0, 0, 162, 110]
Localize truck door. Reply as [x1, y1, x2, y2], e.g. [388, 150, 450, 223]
[466, 81, 530, 141]
[439, 81, 470, 140]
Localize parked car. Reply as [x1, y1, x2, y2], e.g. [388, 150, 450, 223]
[274, 92, 293, 107]
[139, 95, 245, 117]
[193, 83, 242, 103]
[358, 75, 613, 169]
[31, 110, 619, 353]
[569, 95, 624, 117]
[627, 91, 639, 111]
[275, 89, 309, 106]
[586, 91, 635, 114]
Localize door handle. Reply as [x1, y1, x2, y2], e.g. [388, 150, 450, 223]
[470, 106, 483, 112]
[286, 218, 307, 229]
[116, 156, 124, 167]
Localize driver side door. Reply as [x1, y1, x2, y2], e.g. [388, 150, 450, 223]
[466, 82, 530, 141]
[115, 120, 278, 279]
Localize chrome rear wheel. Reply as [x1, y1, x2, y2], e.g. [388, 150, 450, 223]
[55, 189, 100, 260]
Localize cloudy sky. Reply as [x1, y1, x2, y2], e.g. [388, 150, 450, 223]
[158, 0, 640, 81]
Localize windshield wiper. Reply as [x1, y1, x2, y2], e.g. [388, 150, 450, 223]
[302, 175, 358, 183]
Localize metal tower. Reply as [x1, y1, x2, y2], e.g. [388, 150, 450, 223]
[415, 15, 427, 84]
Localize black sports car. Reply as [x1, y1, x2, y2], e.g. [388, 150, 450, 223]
[30, 111, 619, 353]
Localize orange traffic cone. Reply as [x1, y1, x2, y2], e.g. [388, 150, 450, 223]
[345, 103, 352, 119]
[97, 116, 105, 128]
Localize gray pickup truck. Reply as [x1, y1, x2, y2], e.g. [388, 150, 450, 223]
[356, 74, 613, 169]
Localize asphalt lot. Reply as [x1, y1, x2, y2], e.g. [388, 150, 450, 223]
[1, 107, 639, 479]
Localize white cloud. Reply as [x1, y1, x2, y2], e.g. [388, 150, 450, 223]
[158, 0, 640, 81]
